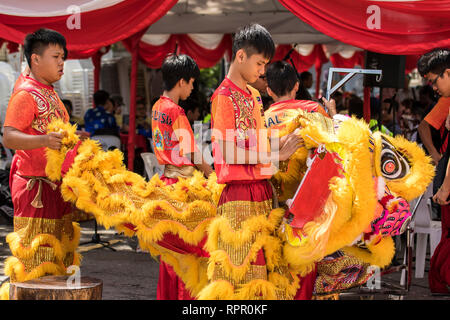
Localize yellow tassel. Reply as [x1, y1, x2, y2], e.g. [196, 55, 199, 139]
[342, 236, 396, 268]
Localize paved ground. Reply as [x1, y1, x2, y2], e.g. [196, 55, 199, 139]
[1, 215, 449, 300]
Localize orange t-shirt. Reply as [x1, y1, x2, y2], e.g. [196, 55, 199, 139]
[151, 96, 198, 166]
[264, 99, 329, 130]
[4, 76, 69, 177]
[424, 97, 450, 130]
[211, 77, 271, 184]
[424, 97, 450, 153]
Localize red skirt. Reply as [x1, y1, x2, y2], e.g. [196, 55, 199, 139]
[429, 204, 450, 294]
[218, 179, 316, 300]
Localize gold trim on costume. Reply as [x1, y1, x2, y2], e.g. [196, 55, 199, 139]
[164, 164, 195, 179]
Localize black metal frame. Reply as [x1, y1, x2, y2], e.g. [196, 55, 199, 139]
[79, 220, 116, 251]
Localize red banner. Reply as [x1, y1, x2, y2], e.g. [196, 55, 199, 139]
[279, 0, 450, 54]
[0, 0, 177, 51]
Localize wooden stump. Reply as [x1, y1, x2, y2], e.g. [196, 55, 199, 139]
[9, 275, 103, 300]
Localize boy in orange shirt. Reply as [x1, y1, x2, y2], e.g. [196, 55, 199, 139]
[418, 48, 450, 294]
[0, 29, 81, 299]
[151, 54, 212, 300]
[203, 24, 304, 300]
[264, 61, 336, 131]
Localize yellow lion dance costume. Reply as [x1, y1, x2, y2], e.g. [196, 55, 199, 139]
[1, 111, 433, 300]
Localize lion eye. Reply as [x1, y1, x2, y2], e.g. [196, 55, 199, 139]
[380, 137, 410, 180]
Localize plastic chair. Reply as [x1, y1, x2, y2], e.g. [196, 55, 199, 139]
[401, 184, 442, 281]
[91, 135, 121, 151]
[140, 152, 164, 179]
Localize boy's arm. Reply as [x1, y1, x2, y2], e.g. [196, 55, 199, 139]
[217, 132, 303, 165]
[433, 158, 450, 205]
[418, 119, 441, 165]
[188, 152, 213, 177]
[3, 127, 64, 150]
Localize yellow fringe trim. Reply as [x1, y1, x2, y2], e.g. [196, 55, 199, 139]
[268, 271, 300, 299]
[197, 280, 235, 300]
[235, 279, 278, 300]
[0, 283, 9, 300]
[139, 242, 209, 297]
[135, 217, 213, 247]
[342, 236, 396, 268]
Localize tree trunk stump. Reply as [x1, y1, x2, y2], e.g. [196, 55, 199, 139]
[9, 275, 103, 300]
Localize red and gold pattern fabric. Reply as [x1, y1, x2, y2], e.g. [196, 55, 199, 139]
[151, 96, 198, 167]
[4, 76, 69, 177]
[211, 77, 272, 184]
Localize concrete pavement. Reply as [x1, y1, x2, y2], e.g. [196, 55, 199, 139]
[1, 215, 449, 300]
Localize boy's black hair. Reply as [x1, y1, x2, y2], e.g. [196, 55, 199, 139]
[93, 90, 110, 107]
[232, 23, 275, 62]
[161, 54, 200, 91]
[180, 98, 201, 115]
[348, 96, 364, 119]
[24, 28, 67, 67]
[300, 71, 312, 82]
[417, 48, 450, 76]
[266, 61, 298, 97]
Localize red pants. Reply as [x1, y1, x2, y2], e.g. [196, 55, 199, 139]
[429, 205, 450, 294]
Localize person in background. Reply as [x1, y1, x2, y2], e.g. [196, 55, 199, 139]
[296, 71, 313, 101]
[62, 99, 84, 129]
[111, 95, 124, 128]
[347, 95, 364, 120]
[381, 98, 402, 135]
[331, 91, 345, 114]
[84, 90, 120, 137]
[249, 65, 273, 110]
[136, 100, 152, 139]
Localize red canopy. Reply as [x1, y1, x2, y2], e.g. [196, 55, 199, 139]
[138, 34, 232, 69]
[278, 0, 450, 55]
[0, 0, 177, 171]
[0, 0, 177, 52]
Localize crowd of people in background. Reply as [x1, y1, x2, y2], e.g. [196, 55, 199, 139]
[58, 67, 444, 181]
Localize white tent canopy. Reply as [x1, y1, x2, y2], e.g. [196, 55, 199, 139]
[145, 0, 340, 45]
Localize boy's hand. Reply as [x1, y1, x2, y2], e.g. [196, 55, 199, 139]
[320, 96, 337, 117]
[445, 113, 450, 131]
[278, 132, 304, 161]
[45, 132, 64, 150]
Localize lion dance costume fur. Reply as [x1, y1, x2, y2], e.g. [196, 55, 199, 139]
[1, 111, 434, 300]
